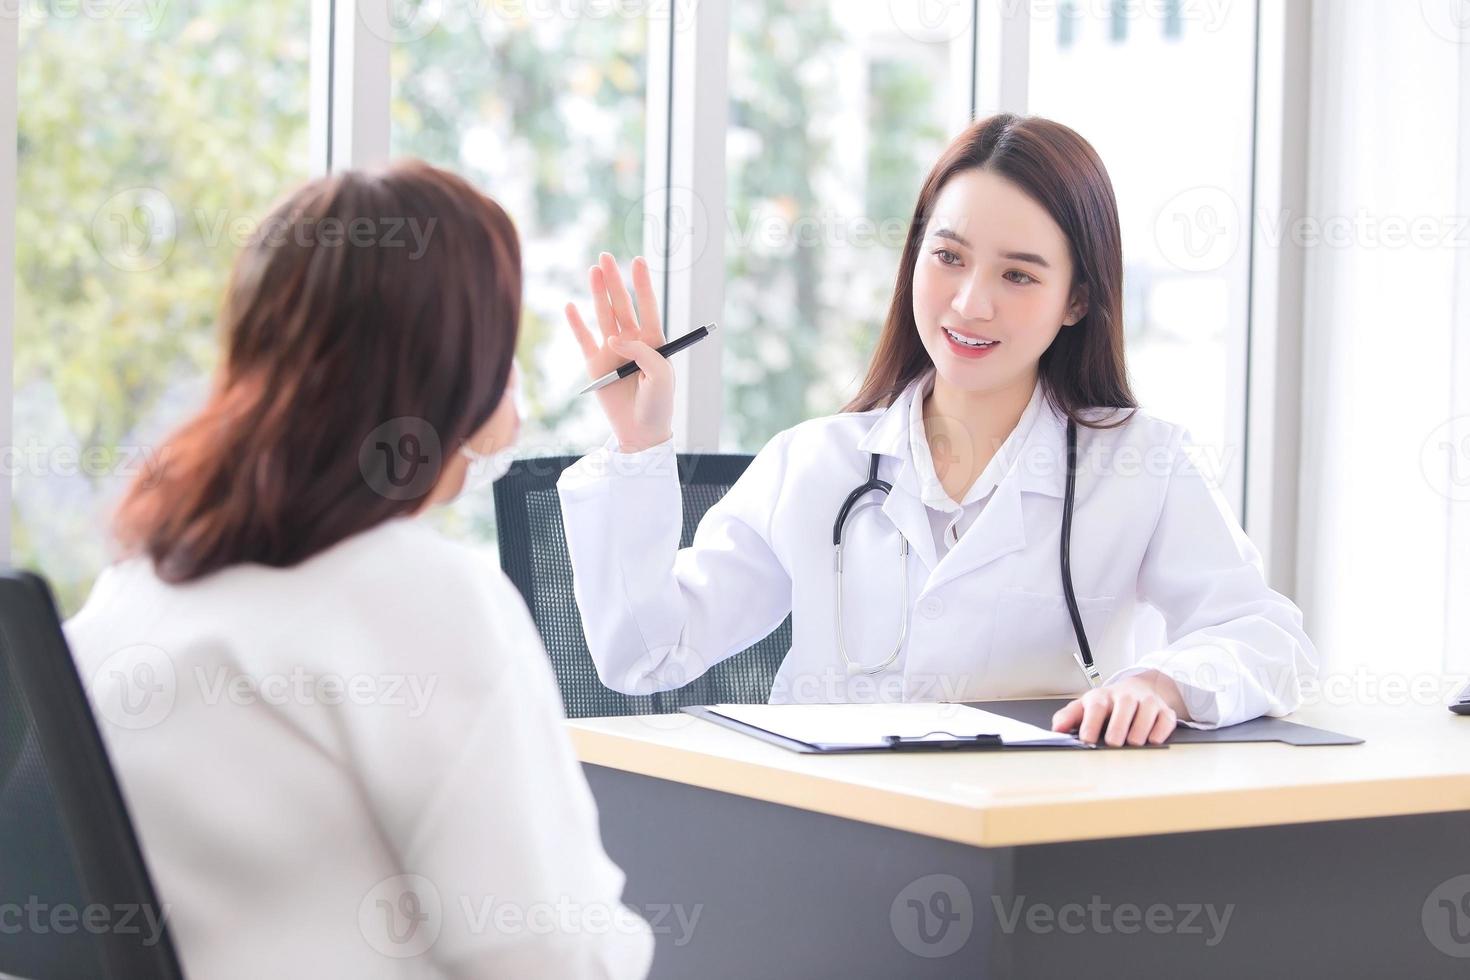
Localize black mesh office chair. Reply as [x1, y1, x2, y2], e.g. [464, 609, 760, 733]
[0, 570, 184, 980]
[494, 454, 793, 719]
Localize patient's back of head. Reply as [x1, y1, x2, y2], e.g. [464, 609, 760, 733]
[113, 159, 521, 582]
[59, 163, 651, 977]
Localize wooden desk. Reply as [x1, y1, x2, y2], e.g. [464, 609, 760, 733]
[569, 701, 1470, 978]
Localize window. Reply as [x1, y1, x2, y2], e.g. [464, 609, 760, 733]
[1029, 0, 1258, 515]
[1109, 0, 1128, 43]
[14, 1, 311, 614]
[720, 0, 972, 451]
[390, 5, 649, 538]
[1059, 1, 1080, 49]
[4, 0, 1279, 610]
[1164, 0, 1184, 39]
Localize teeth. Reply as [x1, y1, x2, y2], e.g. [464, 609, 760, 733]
[945, 327, 996, 348]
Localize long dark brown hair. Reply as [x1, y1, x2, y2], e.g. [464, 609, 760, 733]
[843, 113, 1135, 428]
[115, 160, 522, 583]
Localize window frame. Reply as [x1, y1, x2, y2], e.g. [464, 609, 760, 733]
[1, 10, 15, 562]
[652, 0, 731, 453]
[0, 0, 1302, 596]
[1244, 0, 1311, 595]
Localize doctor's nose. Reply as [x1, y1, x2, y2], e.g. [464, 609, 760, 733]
[952, 276, 995, 322]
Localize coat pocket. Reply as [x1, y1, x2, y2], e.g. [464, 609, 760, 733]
[984, 588, 1119, 698]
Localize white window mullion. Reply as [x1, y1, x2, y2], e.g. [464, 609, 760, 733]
[642, 5, 672, 390]
[309, 0, 335, 176]
[328, 0, 392, 171]
[1244, 0, 1311, 596]
[976, 0, 1030, 117]
[0, 12, 17, 562]
[1447, 36, 1470, 676]
[651, 0, 729, 455]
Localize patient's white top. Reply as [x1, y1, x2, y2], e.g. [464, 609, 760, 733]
[65, 517, 653, 980]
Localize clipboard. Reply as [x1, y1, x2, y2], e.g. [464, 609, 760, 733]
[681, 704, 1116, 754]
[966, 698, 1365, 746]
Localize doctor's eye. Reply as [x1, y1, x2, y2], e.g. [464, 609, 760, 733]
[932, 248, 961, 266]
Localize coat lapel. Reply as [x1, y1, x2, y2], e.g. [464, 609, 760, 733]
[853, 377, 1071, 592]
[924, 399, 1070, 592]
[854, 384, 940, 574]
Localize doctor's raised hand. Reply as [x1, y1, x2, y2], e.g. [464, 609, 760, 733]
[565, 252, 676, 453]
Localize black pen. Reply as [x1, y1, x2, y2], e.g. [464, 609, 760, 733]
[577, 323, 719, 395]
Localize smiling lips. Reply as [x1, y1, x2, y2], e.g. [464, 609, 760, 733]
[942, 325, 1000, 358]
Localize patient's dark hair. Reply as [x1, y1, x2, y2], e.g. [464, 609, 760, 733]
[115, 159, 521, 583]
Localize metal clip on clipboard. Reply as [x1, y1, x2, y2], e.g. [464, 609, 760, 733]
[881, 731, 1006, 751]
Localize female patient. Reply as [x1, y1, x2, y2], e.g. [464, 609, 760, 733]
[64, 161, 653, 979]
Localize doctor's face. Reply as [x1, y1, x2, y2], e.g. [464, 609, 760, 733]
[911, 167, 1087, 395]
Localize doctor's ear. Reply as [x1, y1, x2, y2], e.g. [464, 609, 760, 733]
[1062, 284, 1089, 327]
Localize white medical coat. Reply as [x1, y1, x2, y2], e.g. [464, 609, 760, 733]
[556, 375, 1319, 730]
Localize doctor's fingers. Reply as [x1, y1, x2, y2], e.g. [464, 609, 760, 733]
[1050, 698, 1084, 733]
[564, 302, 601, 361]
[1147, 707, 1178, 744]
[1076, 693, 1114, 746]
[630, 256, 665, 344]
[1124, 700, 1161, 746]
[1102, 691, 1142, 747]
[607, 337, 672, 384]
[589, 265, 621, 340]
[1051, 694, 1103, 739]
[598, 253, 644, 338]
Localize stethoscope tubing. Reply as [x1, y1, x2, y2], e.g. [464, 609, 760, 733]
[832, 418, 1097, 686]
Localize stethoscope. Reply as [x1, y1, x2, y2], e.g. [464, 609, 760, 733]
[832, 417, 1099, 688]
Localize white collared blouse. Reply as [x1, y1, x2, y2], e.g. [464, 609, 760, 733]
[908, 368, 1048, 559]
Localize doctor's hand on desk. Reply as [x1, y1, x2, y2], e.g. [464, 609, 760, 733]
[565, 252, 676, 453]
[1050, 670, 1187, 747]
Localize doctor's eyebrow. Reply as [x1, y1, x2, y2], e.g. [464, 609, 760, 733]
[929, 228, 1052, 269]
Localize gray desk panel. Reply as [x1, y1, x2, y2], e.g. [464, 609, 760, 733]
[584, 763, 1009, 979]
[585, 763, 1470, 979]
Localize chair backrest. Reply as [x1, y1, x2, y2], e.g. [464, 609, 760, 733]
[0, 570, 184, 980]
[494, 454, 793, 719]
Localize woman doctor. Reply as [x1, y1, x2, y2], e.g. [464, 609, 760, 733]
[556, 113, 1319, 748]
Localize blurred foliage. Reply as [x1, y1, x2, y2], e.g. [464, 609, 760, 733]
[15, 0, 948, 613]
[389, 5, 647, 543]
[722, 0, 949, 449]
[391, 6, 647, 439]
[14, 1, 311, 613]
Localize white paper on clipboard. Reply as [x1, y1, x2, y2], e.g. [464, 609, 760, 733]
[705, 702, 1077, 748]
